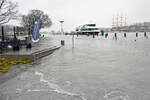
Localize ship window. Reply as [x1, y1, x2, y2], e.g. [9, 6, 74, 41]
[80, 28, 99, 31]
[87, 24, 96, 27]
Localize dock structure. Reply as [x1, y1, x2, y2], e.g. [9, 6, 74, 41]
[0, 46, 61, 61]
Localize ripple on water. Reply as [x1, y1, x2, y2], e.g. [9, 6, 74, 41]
[35, 71, 87, 100]
[104, 89, 131, 100]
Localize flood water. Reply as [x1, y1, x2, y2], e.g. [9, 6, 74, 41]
[1, 32, 150, 100]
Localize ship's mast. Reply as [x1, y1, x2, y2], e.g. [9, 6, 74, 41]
[120, 14, 123, 27]
[112, 15, 115, 28]
[116, 14, 119, 28]
[112, 13, 127, 31]
[124, 16, 127, 26]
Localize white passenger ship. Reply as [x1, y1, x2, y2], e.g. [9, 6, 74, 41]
[76, 24, 100, 35]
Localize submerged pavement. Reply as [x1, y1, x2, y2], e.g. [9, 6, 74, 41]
[1, 33, 150, 100]
[2, 37, 58, 55]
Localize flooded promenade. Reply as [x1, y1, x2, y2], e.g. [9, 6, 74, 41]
[1, 32, 150, 100]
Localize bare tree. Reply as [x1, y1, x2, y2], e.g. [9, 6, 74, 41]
[21, 9, 52, 35]
[0, 0, 18, 25]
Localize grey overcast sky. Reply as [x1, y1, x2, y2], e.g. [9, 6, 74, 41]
[11, 0, 150, 32]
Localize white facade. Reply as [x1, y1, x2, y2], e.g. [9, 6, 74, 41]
[76, 24, 100, 35]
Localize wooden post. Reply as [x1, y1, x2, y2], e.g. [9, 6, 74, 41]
[93, 33, 95, 38]
[124, 33, 126, 38]
[144, 32, 147, 37]
[136, 33, 138, 37]
[1, 26, 4, 42]
[114, 33, 117, 40]
[144, 32, 148, 39]
[105, 33, 108, 38]
[72, 34, 74, 48]
[13, 26, 16, 39]
[61, 40, 65, 46]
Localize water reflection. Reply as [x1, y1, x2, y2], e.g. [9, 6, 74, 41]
[1, 33, 150, 100]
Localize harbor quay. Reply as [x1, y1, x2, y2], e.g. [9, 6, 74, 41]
[0, 36, 62, 60]
[0, 36, 61, 82]
[0, 45, 61, 61]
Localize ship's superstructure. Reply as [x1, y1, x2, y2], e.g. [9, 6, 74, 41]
[76, 24, 100, 35]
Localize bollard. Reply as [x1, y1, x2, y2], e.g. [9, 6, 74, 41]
[93, 33, 95, 38]
[114, 33, 117, 37]
[72, 35, 74, 48]
[0, 45, 2, 54]
[26, 43, 32, 49]
[114, 33, 117, 40]
[107, 33, 108, 37]
[124, 33, 126, 38]
[105, 33, 108, 38]
[144, 32, 148, 39]
[136, 33, 138, 37]
[144, 32, 147, 37]
[61, 40, 65, 46]
[13, 45, 20, 51]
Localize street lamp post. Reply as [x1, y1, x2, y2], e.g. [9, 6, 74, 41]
[59, 21, 64, 35]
